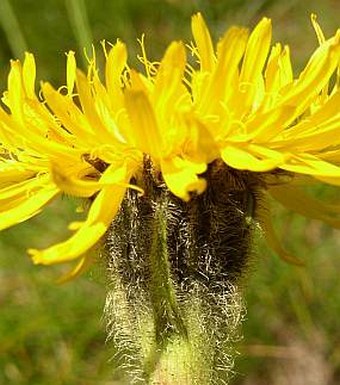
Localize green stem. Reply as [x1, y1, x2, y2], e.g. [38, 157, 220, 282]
[105, 161, 253, 384]
[145, 198, 188, 382]
[0, 0, 28, 58]
[65, 0, 92, 67]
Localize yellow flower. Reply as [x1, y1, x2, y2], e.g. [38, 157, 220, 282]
[190, 13, 340, 176]
[125, 40, 208, 200]
[0, 13, 340, 278]
[1, 47, 141, 279]
[0, 54, 61, 231]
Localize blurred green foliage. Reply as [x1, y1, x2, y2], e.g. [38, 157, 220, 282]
[0, 0, 339, 384]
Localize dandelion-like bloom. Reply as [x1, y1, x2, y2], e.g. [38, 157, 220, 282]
[1, 13, 340, 385]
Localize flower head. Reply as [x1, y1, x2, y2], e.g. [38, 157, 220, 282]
[0, 13, 340, 279]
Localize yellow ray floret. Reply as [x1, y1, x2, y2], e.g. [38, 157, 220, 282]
[189, 13, 340, 184]
[0, 13, 339, 278]
[29, 164, 131, 265]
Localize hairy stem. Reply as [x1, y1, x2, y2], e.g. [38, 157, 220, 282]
[104, 160, 259, 384]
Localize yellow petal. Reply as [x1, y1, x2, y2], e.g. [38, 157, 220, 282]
[311, 14, 326, 45]
[245, 104, 295, 142]
[0, 180, 59, 230]
[23, 52, 36, 99]
[281, 154, 340, 177]
[191, 12, 215, 71]
[75, 69, 121, 144]
[279, 31, 340, 115]
[42, 82, 96, 146]
[270, 91, 340, 151]
[197, 26, 248, 117]
[29, 165, 129, 265]
[0, 176, 44, 203]
[240, 17, 272, 85]
[161, 157, 206, 201]
[315, 175, 340, 186]
[318, 149, 340, 163]
[7, 60, 24, 123]
[257, 195, 303, 265]
[51, 165, 102, 197]
[269, 184, 340, 228]
[221, 145, 281, 171]
[153, 41, 189, 113]
[124, 88, 163, 158]
[51, 160, 140, 198]
[105, 40, 127, 101]
[57, 254, 94, 283]
[183, 115, 219, 163]
[234, 18, 271, 115]
[248, 144, 287, 162]
[262, 44, 293, 110]
[66, 51, 76, 96]
[0, 164, 35, 188]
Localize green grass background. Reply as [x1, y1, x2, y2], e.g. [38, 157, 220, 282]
[0, 0, 340, 384]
